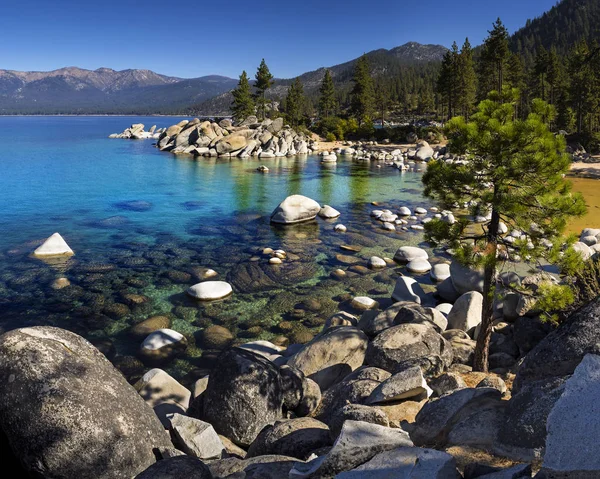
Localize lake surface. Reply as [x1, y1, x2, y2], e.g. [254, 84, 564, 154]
[0, 116, 434, 383]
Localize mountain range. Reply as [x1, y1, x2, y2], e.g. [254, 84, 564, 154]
[0, 67, 237, 114]
[1, 0, 598, 115]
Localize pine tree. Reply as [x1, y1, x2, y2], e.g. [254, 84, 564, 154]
[350, 55, 375, 125]
[478, 18, 510, 99]
[318, 70, 337, 119]
[423, 89, 587, 372]
[457, 38, 477, 119]
[285, 78, 305, 127]
[437, 46, 458, 120]
[534, 46, 550, 101]
[231, 71, 255, 122]
[254, 59, 274, 121]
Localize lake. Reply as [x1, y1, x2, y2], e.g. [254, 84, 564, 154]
[0, 116, 433, 382]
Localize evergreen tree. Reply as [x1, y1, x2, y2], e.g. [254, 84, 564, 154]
[478, 18, 511, 99]
[254, 59, 274, 121]
[438, 46, 458, 120]
[231, 71, 255, 122]
[285, 77, 306, 127]
[534, 46, 550, 101]
[375, 81, 390, 126]
[423, 89, 586, 371]
[318, 70, 337, 119]
[457, 38, 477, 119]
[350, 54, 375, 125]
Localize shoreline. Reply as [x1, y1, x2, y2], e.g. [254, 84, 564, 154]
[568, 161, 600, 179]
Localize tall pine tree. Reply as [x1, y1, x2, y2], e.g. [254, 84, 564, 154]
[285, 78, 306, 127]
[457, 38, 477, 119]
[318, 70, 337, 119]
[231, 71, 255, 122]
[350, 55, 375, 126]
[254, 59, 274, 121]
[478, 18, 510, 99]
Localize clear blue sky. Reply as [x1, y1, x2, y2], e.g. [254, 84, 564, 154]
[0, 0, 557, 79]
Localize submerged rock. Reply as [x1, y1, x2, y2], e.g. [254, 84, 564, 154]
[0, 327, 171, 479]
[187, 281, 233, 301]
[139, 329, 188, 365]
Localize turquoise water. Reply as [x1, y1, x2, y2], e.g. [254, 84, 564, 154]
[0, 116, 433, 383]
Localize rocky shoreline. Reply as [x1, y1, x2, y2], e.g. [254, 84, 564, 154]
[2, 190, 600, 477]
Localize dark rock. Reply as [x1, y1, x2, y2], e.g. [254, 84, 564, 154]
[329, 404, 389, 440]
[247, 418, 331, 460]
[412, 387, 502, 447]
[512, 315, 555, 358]
[0, 327, 171, 479]
[495, 377, 567, 461]
[135, 456, 213, 479]
[513, 299, 600, 392]
[193, 348, 283, 446]
[287, 326, 368, 391]
[366, 323, 452, 372]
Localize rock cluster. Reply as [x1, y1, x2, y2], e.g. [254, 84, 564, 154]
[2, 297, 600, 478]
[109, 123, 163, 139]
[155, 116, 313, 158]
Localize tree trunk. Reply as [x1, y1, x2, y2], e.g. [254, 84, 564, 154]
[473, 205, 500, 372]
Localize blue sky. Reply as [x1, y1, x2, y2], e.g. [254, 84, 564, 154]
[0, 0, 558, 79]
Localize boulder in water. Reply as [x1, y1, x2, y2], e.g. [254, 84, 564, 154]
[270, 195, 321, 224]
[33, 232, 74, 257]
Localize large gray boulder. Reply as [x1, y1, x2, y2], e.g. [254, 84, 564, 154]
[289, 420, 413, 478]
[194, 348, 283, 446]
[169, 414, 224, 460]
[270, 195, 321, 224]
[447, 291, 483, 333]
[336, 447, 461, 478]
[495, 377, 567, 461]
[366, 365, 431, 404]
[450, 261, 485, 294]
[412, 387, 502, 446]
[513, 299, 600, 392]
[0, 327, 171, 479]
[135, 456, 213, 479]
[539, 354, 600, 477]
[135, 368, 191, 427]
[366, 323, 452, 372]
[246, 417, 331, 460]
[287, 326, 368, 390]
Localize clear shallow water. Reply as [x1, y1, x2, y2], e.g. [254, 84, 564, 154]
[0, 116, 434, 383]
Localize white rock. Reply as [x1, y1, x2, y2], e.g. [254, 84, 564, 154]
[392, 276, 426, 304]
[319, 205, 341, 219]
[406, 258, 432, 274]
[270, 195, 321, 224]
[382, 222, 396, 231]
[269, 257, 282, 264]
[368, 256, 387, 269]
[141, 329, 185, 351]
[321, 154, 337, 162]
[542, 354, 600, 476]
[334, 224, 347, 233]
[415, 207, 427, 215]
[398, 206, 412, 216]
[430, 263, 451, 282]
[573, 241, 593, 260]
[187, 281, 233, 300]
[379, 213, 398, 223]
[394, 246, 428, 263]
[436, 303, 453, 316]
[33, 232, 74, 257]
[137, 369, 191, 427]
[447, 291, 483, 333]
[351, 296, 377, 310]
[169, 413, 224, 460]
